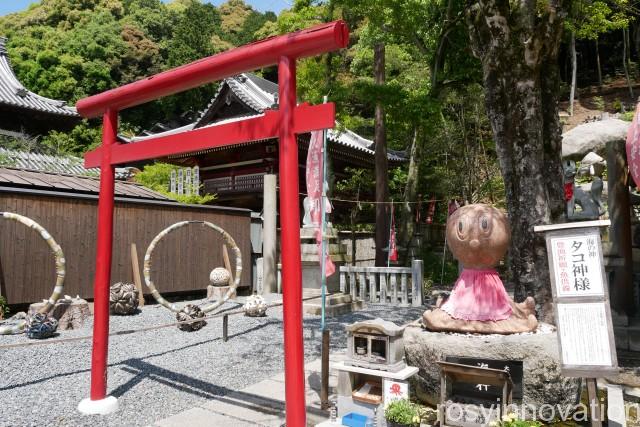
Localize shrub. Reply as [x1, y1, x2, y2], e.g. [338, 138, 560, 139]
[385, 399, 419, 426]
[0, 295, 9, 320]
[592, 96, 605, 111]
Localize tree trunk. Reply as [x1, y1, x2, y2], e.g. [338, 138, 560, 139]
[623, 27, 634, 99]
[374, 42, 390, 266]
[569, 31, 577, 116]
[467, 0, 566, 322]
[399, 127, 420, 261]
[595, 38, 602, 87]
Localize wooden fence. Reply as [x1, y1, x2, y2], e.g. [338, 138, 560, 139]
[339, 260, 423, 306]
[0, 189, 252, 305]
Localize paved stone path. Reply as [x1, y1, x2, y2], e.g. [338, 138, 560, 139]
[152, 354, 348, 427]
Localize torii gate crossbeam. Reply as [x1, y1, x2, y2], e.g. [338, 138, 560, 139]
[76, 21, 349, 427]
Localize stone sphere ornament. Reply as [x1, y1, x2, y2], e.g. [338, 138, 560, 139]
[422, 204, 538, 335]
[176, 304, 206, 332]
[26, 312, 58, 339]
[244, 294, 268, 317]
[109, 282, 139, 315]
[209, 267, 231, 287]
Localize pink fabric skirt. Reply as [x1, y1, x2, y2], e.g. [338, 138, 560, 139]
[441, 268, 512, 321]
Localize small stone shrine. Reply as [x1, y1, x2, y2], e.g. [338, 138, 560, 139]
[332, 318, 418, 426]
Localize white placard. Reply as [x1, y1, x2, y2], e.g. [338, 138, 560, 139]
[557, 302, 612, 366]
[383, 378, 409, 406]
[185, 168, 192, 196]
[193, 166, 200, 195]
[177, 169, 184, 195]
[170, 170, 176, 194]
[550, 233, 604, 298]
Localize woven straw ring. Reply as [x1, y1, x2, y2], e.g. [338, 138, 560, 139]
[143, 220, 242, 314]
[0, 212, 65, 335]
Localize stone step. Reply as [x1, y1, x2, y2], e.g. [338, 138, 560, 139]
[303, 300, 364, 316]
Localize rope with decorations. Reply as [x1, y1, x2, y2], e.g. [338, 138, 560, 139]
[0, 212, 65, 337]
[143, 220, 242, 330]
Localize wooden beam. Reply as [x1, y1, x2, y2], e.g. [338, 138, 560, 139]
[130, 243, 144, 307]
[84, 103, 335, 168]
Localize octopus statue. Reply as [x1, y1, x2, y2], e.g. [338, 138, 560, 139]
[422, 204, 538, 334]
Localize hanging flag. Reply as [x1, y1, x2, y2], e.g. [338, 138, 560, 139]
[426, 197, 436, 224]
[389, 204, 398, 262]
[306, 130, 335, 277]
[626, 102, 640, 186]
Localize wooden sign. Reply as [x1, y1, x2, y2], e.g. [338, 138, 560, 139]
[535, 220, 618, 377]
[185, 168, 192, 196]
[445, 357, 523, 401]
[177, 168, 184, 195]
[170, 169, 176, 194]
[193, 166, 200, 195]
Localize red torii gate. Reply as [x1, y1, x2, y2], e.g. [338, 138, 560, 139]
[76, 21, 349, 426]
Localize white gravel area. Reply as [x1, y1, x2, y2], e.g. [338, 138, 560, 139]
[0, 296, 424, 427]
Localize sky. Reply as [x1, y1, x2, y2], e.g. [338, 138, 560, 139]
[0, 0, 291, 16]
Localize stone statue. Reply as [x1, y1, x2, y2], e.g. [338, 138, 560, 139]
[422, 204, 538, 334]
[564, 153, 606, 221]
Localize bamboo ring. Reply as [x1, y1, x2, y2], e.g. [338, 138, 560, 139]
[143, 221, 242, 314]
[0, 212, 65, 335]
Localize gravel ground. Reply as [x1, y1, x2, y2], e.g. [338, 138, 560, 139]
[0, 296, 424, 427]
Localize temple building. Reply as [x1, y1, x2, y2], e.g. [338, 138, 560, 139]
[122, 73, 406, 211]
[0, 37, 80, 137]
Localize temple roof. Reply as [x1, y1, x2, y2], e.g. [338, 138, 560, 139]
[0, 167, 167, 200]
[0, 148, 134, 180]
[0, 37, 78, 118]
[126, 73, 406, 163]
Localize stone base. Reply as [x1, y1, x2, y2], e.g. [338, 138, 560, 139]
[302, 292, 363, 316]
[28, 298, 91, 330]
[207, 285, 236, 301]
[403, 322, 581, 408]
[77, 396, 118, 415]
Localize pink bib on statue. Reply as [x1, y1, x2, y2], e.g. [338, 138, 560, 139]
[441, 268, 512, 321]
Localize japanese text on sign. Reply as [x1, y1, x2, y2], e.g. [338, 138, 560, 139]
[550, 234, 604, 297]
[557, 302, 612, 366]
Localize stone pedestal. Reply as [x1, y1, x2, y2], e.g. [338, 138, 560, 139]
[299, 227, 349, 293]
[403, 323, 581, 409]
[207, 285, 236, 301]
[28, 298, 90, 330]
[333, 362, 419, 427]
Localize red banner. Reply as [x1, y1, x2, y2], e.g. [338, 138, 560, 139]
[626, 103, 640, 187]
[306, 130, 335, 277]
[389, 204, 398, 262]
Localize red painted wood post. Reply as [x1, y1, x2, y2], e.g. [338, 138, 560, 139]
[278, 55, 306, 426]
[90, 109, 118, 401]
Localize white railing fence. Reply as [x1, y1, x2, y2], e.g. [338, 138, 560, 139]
[339, 260, 423, 307]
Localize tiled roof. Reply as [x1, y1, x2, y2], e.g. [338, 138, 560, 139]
[0, 167, 168, 200]
[0, 38, 79, 118]
[129, 73, 407, 162]
[0, 148, 133, 180]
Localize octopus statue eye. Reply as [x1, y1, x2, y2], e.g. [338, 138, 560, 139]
[456, 218, 467, 239]
[479, 215, 491, 233]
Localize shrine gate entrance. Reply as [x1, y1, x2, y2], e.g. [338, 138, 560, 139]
[76, 21, 349, 427]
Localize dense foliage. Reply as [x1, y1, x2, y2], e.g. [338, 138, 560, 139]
[0, 0, 637, 221]
[133, 162, 216, 204]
